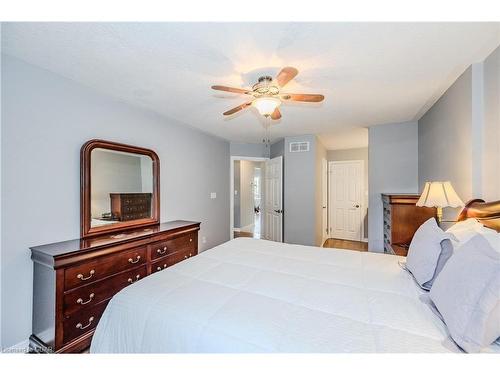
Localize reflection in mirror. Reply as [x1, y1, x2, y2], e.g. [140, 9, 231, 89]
[90, 148, 153, 228]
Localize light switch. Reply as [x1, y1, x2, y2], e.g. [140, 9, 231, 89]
[210, 192, 217, 199]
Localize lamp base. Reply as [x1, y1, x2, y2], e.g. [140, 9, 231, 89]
[436, 206, 443, 224]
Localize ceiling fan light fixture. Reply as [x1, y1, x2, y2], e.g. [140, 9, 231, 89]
[253, 97, 281, 116]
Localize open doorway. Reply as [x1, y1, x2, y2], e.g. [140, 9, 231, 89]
[323, 147, 369, 252]
[230, 157, 267, 239]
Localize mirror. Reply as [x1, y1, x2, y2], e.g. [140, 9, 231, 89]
[81, 140, 160, 238]
[90, 148, 153, 227]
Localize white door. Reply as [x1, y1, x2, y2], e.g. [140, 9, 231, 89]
[264, 156, 283, 242]
[328, 160, 363, 241]
[321, 158, 328, 245]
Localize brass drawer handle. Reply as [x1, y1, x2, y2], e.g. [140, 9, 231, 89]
[128, 255, 141, 264]
[76, 316, 94, 330]
[77, 269, 95, 281]
[184, 253, 193, 260]
[128, 274, 141, 284]
[157, 246, 167, 255]
[76, 293, 95, 305]
[156, 264, 167, 271]
[189, 238, 193, 242]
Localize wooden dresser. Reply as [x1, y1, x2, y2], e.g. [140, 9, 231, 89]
[30, 220, 200, 353]
[110, 193, 152, 221]
[382, 194, 436, 256]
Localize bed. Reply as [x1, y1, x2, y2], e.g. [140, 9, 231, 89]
[90, 233, 500, 353]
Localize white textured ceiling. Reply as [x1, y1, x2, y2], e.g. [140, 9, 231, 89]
[2, 22, 500, 148]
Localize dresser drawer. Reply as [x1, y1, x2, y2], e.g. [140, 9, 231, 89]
[64, 246, 147, 290]
[63, 265, 147, 316]
[167, 248, 196, 267]
[149, 233, 196, 261]
[151, 259, 169, 274]
[151, 249, 196, 273]
[63, 300, 109, 345]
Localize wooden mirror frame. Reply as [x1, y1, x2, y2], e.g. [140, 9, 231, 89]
[81, 139, 160, 238]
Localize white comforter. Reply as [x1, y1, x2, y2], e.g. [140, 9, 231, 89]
[90, 238, 500, 353]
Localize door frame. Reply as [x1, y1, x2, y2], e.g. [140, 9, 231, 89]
[321, 158, 329, 245]
[230, 156, 269, 240]
[327, 160, 366, 242]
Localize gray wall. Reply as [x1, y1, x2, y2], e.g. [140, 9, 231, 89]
[482, 45, 500, 201]
[1, 55, 230, 348]
[270, 139, 284, 159]
[418, 44, 500, 213]
[368, 121, 419, 251]
[418, 67, 473, 209]
[327, 147, 369, 239]
[230, 142, 270, 158]
[284, 135, 318, 246]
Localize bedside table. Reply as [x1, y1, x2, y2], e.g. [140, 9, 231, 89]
[382, 194, 436, 256]
[390, 243, 410, 257]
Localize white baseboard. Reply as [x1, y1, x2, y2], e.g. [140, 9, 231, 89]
[233, 227, 241, 232]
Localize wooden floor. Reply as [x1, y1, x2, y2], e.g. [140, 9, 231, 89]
[234, 231, 257, 238]
[322, 238, 368, 252]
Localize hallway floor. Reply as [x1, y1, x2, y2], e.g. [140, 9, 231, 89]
[234, 213, 261, 239]
[323, 238, 368, 252]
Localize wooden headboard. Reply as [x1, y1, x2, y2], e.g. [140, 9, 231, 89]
[457, 199, 500, 232]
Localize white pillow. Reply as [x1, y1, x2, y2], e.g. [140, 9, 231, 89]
[447, 219, 500, 252]
[430, 235, 500, 353]
[405, 218, 455, 289]
[446, 218, 483, 249]
[476, 226, 500, 253]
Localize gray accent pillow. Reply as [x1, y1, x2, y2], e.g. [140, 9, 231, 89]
[423, 238, 454, 290]
[405, 218, 455, 289]
[430, 235, 500, 353]
[400, 238, 454, 291]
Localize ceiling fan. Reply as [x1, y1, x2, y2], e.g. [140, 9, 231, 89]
[212, 67, 324, 120]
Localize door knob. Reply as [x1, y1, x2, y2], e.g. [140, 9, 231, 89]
[274, 209, 283, 214]
[354, 204, 360, 208]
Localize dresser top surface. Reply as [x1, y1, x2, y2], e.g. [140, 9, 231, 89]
[30, 220, 200, 257]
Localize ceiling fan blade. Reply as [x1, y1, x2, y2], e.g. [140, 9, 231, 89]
[270, 108, 281, 120]
[281, 93, 325, 102]
[212, 85, 251, 95]
[223, 102, 253, 116]
[275, 67, 298, 87]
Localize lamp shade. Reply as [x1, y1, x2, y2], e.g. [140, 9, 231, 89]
[252, 97, 281, 116]
[416, 181, 464, 208]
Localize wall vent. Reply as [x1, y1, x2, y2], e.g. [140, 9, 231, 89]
[289, 141, 310, 153]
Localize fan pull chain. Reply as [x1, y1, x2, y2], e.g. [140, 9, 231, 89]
[262, 116, 271, 147]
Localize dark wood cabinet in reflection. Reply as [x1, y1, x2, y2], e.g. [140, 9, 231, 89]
[110, 193, 152, 221]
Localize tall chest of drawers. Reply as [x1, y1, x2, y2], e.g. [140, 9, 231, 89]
[30, 220, 200, 353]
[382, 194, 436, 256]
[110, 193, 152, 221]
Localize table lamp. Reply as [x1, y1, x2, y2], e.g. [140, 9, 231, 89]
[416, 181, 464, 224]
